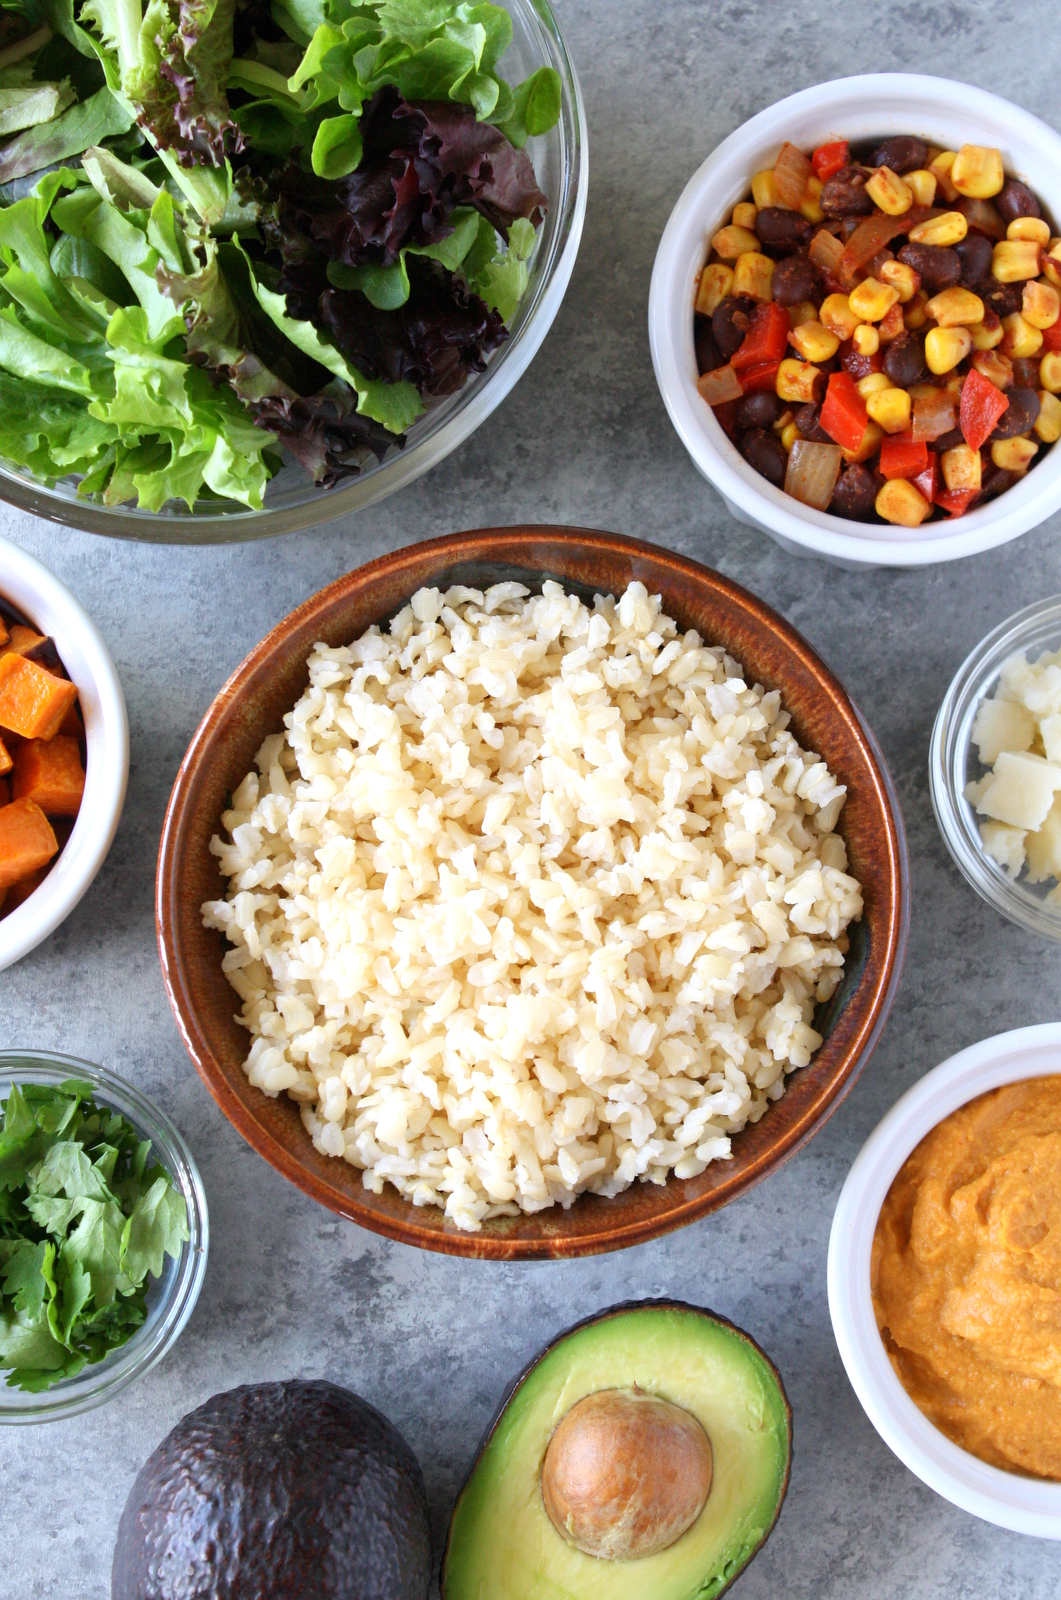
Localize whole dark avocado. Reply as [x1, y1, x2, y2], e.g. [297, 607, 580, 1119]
[111, 1379, 431, 1600]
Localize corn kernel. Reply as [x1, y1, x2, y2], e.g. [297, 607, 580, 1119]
[925, 325, 973, 374]
[1001, 312, 1043, 359]
[991, 436, 1039, 473]
[1040, 352, 1061, 394]
[780, 421, 798, 452]
[865, 166, 913, 216]
[732, 201, 757, 230]
[1042, 240, 1061, 290]
[866, 385, 912, 434]
[876, 478, 931, 526]
[908, 211, 968, 247]
[1022, 280, 1061, 330]
[848, 278, 900, 323]
[773, 409, 794, 432]
[1008, 216, 1050, 246]
[880, 259, 920, 303]
[820, 292, 861, 340]
[852, 323, 880, 356]
[941, 444, 982, 493]
[904, 291, 930, 330]
[841, 419, 883, 464]
[1035, 390, 1061, 443]
[972, 349, 1013, 387]
[944, 372, 964, 397]
[929, 150, 959, 202]
[951, 144, 1005, 199]
[992, 239, 1042, 282]
[856, 371, 892, 398]
[877, 302, 906, 343]
[787, 300, 819, 329]
[970, 314, 1004, 350]
[924, 287, 984, 329]
[751, 169, 782, 210]
[775, 358, 822, 403]
[799, 174, 824, 225]
[907, 382, 941, 402]
[905, 169, 937, 207]
[711, 224, 760, 260]
[695, 262, 734, 317]
[733, 251, 774, 302]
[788, 320, 840, 363]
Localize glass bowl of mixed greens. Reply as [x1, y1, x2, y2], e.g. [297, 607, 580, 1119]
[0, 0, 586, 540]
[0, 1051, 208, 1422]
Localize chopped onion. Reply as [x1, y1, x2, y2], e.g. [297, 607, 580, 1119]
[840, 214, 911, 282]
[958, 197, 1005, 240]
[696, 363, 743, 407]
[784, 439, 843, 509]
[912, 388, 958, 441]
[773, 141, 812, 209]
[809, 228, 844, 277]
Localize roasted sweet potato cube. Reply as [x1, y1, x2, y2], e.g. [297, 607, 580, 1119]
[0, 797, 57, 890]
[4, 863, 49, 911]
[12, 735, 84, 817]
[0, 653, 78, 740]
[0, 736, 10, 776]
[57, 698, 82, 740]
[8, 625, 45, 654]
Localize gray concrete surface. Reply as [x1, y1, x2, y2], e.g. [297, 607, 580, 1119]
[3, 2, 1061, 1594]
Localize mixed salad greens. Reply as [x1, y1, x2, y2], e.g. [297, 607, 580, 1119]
[0, 0, 561, 509]
[0, 1078, 190, 1391]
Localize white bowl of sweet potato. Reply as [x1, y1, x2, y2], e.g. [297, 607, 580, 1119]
[0, 535, 128, 970]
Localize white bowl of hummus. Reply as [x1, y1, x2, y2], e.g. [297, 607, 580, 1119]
[829, 1021, 1061, 1537]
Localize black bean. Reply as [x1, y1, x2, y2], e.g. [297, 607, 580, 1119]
[770, 253, 823, 305]
[794, 402, 832, 442]
[1011, 357, 1042, 388]
[754, 207, 813, 257]
[984, 282, 1025, 318]
[955, 233, 995, 288]
[979, 463, 1015, 502]
[735, 391, 783, 431]
[870, 136, 929, 175]
[990, 386, 1040, 440]
[896, 242, 961, 294]
[997, 179, 1041, 225]
[934, 427, 966, 453]
[694, 313, 723, 374]
[711, 294, 756, 360]
[739, 427, 788, 488]
[820, 166, 875, 217]
[882, 330, 927, 388]
[830, 463, 879, 520]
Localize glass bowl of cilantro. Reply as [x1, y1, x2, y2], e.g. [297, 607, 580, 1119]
[0, 0, 586, 541]
[0, 1052, 208, 1421]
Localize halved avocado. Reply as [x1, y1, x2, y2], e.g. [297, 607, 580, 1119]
[441, 1300, 791, 1600]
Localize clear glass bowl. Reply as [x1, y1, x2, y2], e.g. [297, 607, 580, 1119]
[0, 0, 588, 544]
[930, 596, 1061, 942]
[0, 1052, 208, 1423]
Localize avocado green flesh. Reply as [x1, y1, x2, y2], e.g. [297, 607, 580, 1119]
[443, 1307, 790, 1600]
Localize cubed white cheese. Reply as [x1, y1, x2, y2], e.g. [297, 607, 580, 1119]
[1041, 713, 1061, 765]
[998, 651, 1036, 704]
[1027, 798, 1061, 884]
[971, 697, 1036, 764]
[1022, 661, 1061, 718]
[976, 750, 1061, 831]
[979, 820, 1028, 878]
[965, 776, 990, 806]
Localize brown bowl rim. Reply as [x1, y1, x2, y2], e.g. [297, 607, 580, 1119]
[156, 526, 909, 1258]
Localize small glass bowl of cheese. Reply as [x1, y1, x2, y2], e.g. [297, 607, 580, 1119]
[931, 595, 1061, 942]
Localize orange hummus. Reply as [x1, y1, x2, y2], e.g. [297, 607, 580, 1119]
[872, 1075, 1061, 1480]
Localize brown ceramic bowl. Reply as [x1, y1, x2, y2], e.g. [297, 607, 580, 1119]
[157, 526, 909, 1259]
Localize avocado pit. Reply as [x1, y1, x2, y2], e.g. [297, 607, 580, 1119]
[540, 1387, 713, 1561]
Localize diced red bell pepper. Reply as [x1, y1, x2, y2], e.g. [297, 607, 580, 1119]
[713, 399, 739, 441]
[811, 140, 849, 182]
[840, 339, 883, 380]
[911, 452, 939, 505]
[819, 370, 869, 454]
[935, 487, 978, 517]
[731, 301, 790, 373]
[879, 431, 929, 480]
[960, 367, 1010, 453]
[1042, 319, 1061, 352]
[738, 359, 782, 394]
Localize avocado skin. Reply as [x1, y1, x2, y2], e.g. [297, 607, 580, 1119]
[441, 1298, 792, 1600]
[111, 1379, 431, 1600]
